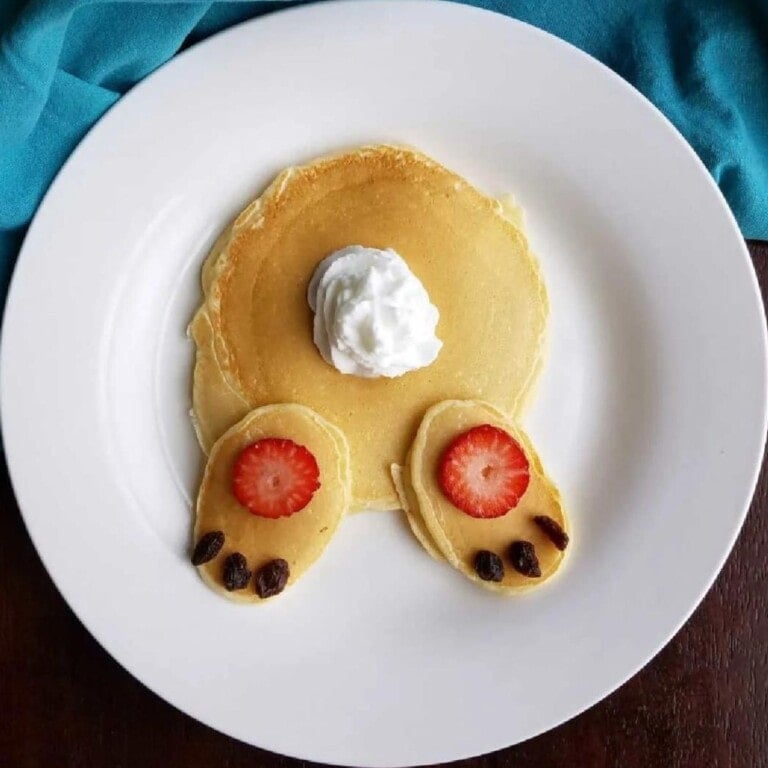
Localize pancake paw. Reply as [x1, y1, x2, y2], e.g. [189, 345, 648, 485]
[193, 404, 350, 602]
[392, 399, 569, 592]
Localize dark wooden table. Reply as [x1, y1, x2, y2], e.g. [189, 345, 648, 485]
[1, 242, 766, 768]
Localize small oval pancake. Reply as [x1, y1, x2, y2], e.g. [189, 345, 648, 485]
[193, 145, 548, 511]
[194, 404, 350, 602]
[391, 461, 443, 562]
[406, 399, 568, 593]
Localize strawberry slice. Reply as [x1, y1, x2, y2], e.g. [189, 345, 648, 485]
[232, 438, 320, 518]
[438, 424, 530, 518]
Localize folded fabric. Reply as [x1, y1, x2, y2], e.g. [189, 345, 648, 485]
[1, 0, 766, 300]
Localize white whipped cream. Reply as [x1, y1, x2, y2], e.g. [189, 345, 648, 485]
[307, 245, 442, 378]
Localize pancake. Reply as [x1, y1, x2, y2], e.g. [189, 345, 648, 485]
[192, 145, 548, 511]
[194, 404, 350, 602]
[189, 308, 251, 453]
[397, 399, 568, 592]
[391, 461, 443, 562]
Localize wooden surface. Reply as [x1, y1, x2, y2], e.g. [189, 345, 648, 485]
[1, 241, 766, 768]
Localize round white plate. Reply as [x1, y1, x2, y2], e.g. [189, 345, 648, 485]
[3, 1, 766, 765]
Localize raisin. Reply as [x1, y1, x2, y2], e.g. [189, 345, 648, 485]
[223, 552, 251, 591]
[191, 530, 225, 565]
[473, 550, 504, 582]
[533, 515, 569, 551]
[509, 540, 541, 577]
[255, 558, 290, 598]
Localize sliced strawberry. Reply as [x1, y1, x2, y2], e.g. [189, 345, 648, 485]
[438, 424, 529, 518]
[232, 438, 320, 518]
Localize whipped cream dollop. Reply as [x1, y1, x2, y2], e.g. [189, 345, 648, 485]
[307, 246, 442, 378]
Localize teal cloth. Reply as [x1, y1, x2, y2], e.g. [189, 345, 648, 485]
[2, 0, 767, 298]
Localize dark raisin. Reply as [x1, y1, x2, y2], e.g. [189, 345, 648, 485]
[473, 550, 504, 582]
[223, 552, 251, 591]
[191, 530, 225, 565]
[255, 558, 290, 598]
[533, 515, 569, 551]
[509, 540, 541, 577]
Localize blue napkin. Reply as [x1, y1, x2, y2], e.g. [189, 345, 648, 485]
[2, 0, 767, 299]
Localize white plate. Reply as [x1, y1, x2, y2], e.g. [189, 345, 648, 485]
[3, 1, 766, 765]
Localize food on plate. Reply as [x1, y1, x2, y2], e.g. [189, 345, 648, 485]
[508, 541, 541, 578]
[191, 530, 224, 565]
[189, 145, 569, 600]
[190, 145, 548, 511]
[192, 404, 350, 602]
[307, 245, 442, 378]
[392, 400, 568, 592]
[189, 303, 251, 455]
[231, 437, 320, 519]
[437, 423, 530, 519]
[472, 550, 505, 582]
[391, 463, 444, 562]
[533, 514, 570, 551]
[254, 558, 291, 598]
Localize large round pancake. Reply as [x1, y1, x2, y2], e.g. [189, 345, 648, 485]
[194, 404, 350, 603]
[405, 399, 568, 593]
[194, 145, 548, 511]
[189, 308, 251, 453]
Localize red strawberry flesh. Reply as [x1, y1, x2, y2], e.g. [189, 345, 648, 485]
[232, 438, 320, 518]
[438, 424, 530, 518]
